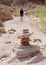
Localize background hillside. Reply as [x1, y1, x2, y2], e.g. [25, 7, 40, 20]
[0, 0, 45, 6]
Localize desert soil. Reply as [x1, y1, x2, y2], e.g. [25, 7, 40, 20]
[0, 15, 46, 65]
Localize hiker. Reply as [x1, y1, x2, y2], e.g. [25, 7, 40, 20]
[20, 7, 24, 21]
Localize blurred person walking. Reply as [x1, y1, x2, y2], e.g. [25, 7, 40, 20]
[20, 7, 24, 21]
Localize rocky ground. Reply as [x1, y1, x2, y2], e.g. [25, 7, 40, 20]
[0, 15, 46, 65]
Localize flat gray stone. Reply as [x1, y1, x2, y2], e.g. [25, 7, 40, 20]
[16, 45, 40, 58]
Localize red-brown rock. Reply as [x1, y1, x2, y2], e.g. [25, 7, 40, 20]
[0, 9, 13, 21]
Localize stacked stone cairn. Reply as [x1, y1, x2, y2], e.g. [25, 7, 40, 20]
[18, 29, 33, 45]
[21, 29, 30, 45]
[16, 29, 40, 58]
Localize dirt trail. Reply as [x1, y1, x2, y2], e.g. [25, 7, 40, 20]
[0, 15, 46, 65]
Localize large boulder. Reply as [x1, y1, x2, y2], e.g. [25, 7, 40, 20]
[16, 45, 40, 58]
[0, 9, 13, 21]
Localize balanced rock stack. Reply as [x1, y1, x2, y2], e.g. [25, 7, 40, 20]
[16, 29, 40, 58]
[18, 29, 33, 45]
[21, 29, 31, 45]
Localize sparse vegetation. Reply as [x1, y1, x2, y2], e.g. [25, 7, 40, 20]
[30, 18, 46, 33]
[29, 5, 46, 33]
[29, 5, 46, 18]
[40, 19, 46, 33]
[0, 4, 19, 16]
